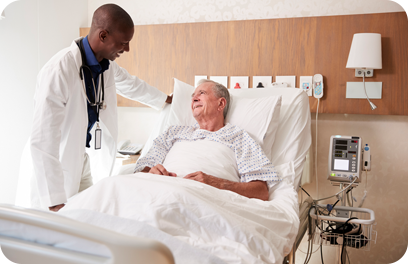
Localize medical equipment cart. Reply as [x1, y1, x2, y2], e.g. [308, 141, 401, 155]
[310, 205, 376, 263]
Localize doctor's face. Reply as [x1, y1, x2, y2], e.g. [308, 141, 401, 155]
[102, 26, 134, 61]
[191, 83, 223, 120]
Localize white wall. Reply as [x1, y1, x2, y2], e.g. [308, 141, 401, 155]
[0, 0, 87, 205]
[88, 0, 404, 25]
[87, 0, 405, 146]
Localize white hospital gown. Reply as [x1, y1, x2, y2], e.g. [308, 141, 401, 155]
[134, 123, 281, 188]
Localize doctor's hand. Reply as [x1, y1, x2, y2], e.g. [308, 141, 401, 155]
[145, 164, 177, 177]
[49, 204, 65, 212]
[165, 94, 173, 104]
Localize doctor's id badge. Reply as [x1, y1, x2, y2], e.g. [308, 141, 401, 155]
[95, 126, 102, 150]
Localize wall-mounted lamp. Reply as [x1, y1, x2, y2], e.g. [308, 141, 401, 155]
[346, 33, 382, 110]
[0, 0, 18, 20]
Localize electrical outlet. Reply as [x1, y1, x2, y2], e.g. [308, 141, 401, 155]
[355, 69, 373, 77]
[365, 69, 373, 77]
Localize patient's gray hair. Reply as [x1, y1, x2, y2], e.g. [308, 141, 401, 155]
[197, 79, 230, 119]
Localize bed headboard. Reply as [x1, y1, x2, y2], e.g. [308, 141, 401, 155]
[80, 11, 408, 115]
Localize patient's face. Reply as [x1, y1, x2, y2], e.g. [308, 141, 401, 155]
[191, 83, 220, 120]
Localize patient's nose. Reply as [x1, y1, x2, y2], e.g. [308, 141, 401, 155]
[192, 94, 199, 101]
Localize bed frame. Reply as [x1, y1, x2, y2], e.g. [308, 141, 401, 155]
[1, 199, 313, 264]
[3, 85, 312, 263]
[1, 198, 314, 264]
[0, 204, 174, 264]
[284, 196, 314, 264]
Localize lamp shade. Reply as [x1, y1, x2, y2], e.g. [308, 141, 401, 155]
[0, 0, 18, 19]
[346, 33, 382, 69]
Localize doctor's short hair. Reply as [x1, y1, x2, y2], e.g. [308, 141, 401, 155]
[92, 4, 134, 33]
[197, 79, 230, 119]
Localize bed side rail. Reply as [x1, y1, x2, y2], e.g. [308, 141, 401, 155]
[0, 204, 174, 264]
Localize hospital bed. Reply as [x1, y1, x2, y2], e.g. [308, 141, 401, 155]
[0, 79, 312, 264]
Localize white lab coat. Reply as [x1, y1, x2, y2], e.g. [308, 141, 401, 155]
[29, 37, 167, 209]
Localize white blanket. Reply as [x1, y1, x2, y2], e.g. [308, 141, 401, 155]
[163, 139, 239, 182]
[61, 173, 299, 264]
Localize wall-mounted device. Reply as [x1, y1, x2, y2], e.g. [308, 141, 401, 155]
[363, 144, 371, 171]
[328, 135, 362, 183]
[313, 74, 324, 99]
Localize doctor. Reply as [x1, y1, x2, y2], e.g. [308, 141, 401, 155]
[30, 4, 171, 211]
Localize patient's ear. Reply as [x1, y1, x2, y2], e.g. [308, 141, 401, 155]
[218, 98, 226, 111]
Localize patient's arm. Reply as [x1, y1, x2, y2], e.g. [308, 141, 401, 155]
[184, 171, 269, 201]
[141, 164, 177, 177]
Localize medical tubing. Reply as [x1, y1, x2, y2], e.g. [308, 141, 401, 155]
[358, 169, 368, 208]
[347, 190, 352, 207]
[320, 240, 325, 264]
[299, 201, 322, 260]
[315, 98, 320, 199]
[313, 176, 358, 202]
[80, 69, 98, 106]
[341, 217, 358, 264]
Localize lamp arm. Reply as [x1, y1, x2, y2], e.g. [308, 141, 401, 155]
[362, 74, 377, 110]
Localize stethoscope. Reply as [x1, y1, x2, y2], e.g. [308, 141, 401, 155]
[78, 39, 106, 112]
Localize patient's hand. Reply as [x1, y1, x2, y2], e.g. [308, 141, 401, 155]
[146, 164, 177, 177]
[184, 171, 223, 188]
[184, 171, 269, 201]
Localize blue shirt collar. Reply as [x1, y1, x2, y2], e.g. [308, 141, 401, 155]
[83, 36, 110, 73]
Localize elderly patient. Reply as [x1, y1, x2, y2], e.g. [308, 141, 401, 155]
[134, 79, 280, 201]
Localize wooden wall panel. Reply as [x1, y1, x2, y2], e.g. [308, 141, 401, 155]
[80, 12, 408, 115]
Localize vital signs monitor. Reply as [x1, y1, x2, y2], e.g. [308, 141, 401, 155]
[328, 135, 362, 183]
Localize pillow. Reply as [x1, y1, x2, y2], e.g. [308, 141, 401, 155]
[166, 79, 281, 160]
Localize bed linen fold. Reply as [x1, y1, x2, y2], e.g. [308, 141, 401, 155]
[61, 173, 299, 264]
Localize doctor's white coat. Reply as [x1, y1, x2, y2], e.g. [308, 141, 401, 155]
[28, 37, 166, 208]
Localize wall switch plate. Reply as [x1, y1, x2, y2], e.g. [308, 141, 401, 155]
[355, 69, 374, 77]
[253, 76, 272, 88]
[209, 76, 228, 88]
[194, 75, 207, 87]
[275, 76, 296, 88]
[230, 76, 249, 89]
[346, 82, 382, 99]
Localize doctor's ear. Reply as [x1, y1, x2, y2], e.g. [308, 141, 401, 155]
[99, 30, 109, 42]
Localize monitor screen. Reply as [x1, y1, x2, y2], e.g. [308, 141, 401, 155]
[334, 159, 349, 171]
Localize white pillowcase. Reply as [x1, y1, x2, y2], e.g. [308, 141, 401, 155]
[167, 79, 281, 160]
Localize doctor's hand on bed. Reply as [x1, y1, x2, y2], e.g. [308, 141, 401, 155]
[184, 171, 269, 201]
[141, 164, 177, 177]
[49, 203, 65, 212]
[165, 94, 173, 104]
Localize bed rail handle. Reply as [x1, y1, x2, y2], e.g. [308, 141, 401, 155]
[0, 204, 175, 264]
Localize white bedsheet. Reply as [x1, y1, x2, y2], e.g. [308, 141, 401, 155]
[163, 139, 240, 182]
[61, 173, 299, 264]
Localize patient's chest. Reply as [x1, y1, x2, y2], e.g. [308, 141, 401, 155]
[162, 139, 239, 182]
